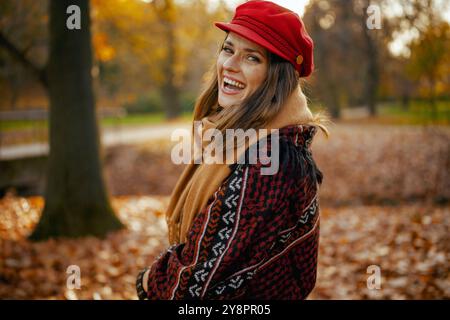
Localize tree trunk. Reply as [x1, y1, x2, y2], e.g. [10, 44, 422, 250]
[429, 77, 437, 123]
[29, 0, 123, 240]
[326, 82, 341, 119]
[161, 22, 181, 119]
[401, 94, 410, 111]
[156, 0, 181, 119]
[362, 4, 379, 117]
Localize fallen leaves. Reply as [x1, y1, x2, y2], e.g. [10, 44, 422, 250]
[0, 124, 448, 299]
[101, 125, 450, 206]
[104, 138, 185, 196]
[0, 195, 448, 299]
[311, 125, 450, 206]
[309, 205, 450, 300]
[0, 195, 169, 299]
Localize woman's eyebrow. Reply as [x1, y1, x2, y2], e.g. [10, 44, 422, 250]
[244, 47, 264, 56]
[224, 40, 265, 57]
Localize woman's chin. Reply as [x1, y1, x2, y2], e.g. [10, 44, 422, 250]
[218, 96, 241, 109]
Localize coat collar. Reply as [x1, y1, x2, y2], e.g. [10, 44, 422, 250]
[277, 124, 318, 149]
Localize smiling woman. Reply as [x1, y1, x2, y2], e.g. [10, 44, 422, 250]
[136, 0, 329, 300]
[217, 33, 268, 108]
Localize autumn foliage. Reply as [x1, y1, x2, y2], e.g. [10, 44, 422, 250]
[1, 124, 448, 299]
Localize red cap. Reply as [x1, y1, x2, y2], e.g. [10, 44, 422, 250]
[215, 0, 314, 77]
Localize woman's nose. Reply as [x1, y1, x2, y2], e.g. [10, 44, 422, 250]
[223, 54, 240, 72]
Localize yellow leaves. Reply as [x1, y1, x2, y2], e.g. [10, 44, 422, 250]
[406, 21, 450, 89]
[28, 196, 44, 208]
[93, 0, 151, 26]
[88, 0, 232, 93]
[152, 0, 178, 23]
[93, 33, 116, 62]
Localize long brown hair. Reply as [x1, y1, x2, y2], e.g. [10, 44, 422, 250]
[192, 34, 330, 138]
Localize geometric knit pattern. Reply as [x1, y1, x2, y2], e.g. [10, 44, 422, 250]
[138, 124, 323, 300]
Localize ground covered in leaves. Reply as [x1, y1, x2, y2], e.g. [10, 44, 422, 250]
[0, 196, 169, 299]
[104, 124, 450, 205]
[0, 195, 448, 300]
[1, 124, 448, 299]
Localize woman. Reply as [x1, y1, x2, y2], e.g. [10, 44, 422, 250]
[136, 0, 329, 300]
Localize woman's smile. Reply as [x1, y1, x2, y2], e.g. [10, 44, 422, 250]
[221, 75, 246, 95]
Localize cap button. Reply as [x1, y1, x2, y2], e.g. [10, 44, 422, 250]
[296, 55, 303, 64]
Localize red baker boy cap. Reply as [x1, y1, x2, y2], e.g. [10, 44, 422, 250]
[215, 0, 314, 78]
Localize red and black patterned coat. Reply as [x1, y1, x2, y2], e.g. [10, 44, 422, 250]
[137, 124, 323, 300]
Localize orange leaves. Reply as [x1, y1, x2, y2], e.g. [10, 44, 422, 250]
[93, 33, 116, 62]
[311, 125, 450, 206]
[0, 194, 42, 240]
[104, 139, 185, 196]
[1, 195, 448, 299]
[0, 124, 449, 299]
[0, 195, 169, 299]
[101, 124, 449, 206]
[308, 205, 450, 300]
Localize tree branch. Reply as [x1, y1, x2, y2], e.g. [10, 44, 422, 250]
[0, 31, 48, 88]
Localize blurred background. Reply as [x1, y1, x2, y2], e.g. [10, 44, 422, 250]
[0, 0, 449, 300]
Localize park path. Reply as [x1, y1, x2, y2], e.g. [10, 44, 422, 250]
[0, 122, 191, 161]
[0, 106, 374, 161]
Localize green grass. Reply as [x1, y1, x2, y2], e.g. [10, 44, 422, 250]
[0, 119, 48, 131]
[378, 100, 450, 125]
[1, 100, 449, 133]
[102, 113, 166, 126]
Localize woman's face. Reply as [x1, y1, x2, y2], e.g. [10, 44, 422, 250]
[216, 32, 268, 108]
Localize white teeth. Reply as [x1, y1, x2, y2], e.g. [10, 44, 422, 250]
[223, 77, 245, 89]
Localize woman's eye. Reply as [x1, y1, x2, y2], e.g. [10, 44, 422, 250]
[248, 55, 260, 62]
[222, 46, 233, 54]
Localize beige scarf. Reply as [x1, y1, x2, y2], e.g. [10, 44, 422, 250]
[166, 88, 314, 245]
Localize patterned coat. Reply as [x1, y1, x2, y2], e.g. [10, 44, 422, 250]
[137, 124, 323, 300]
